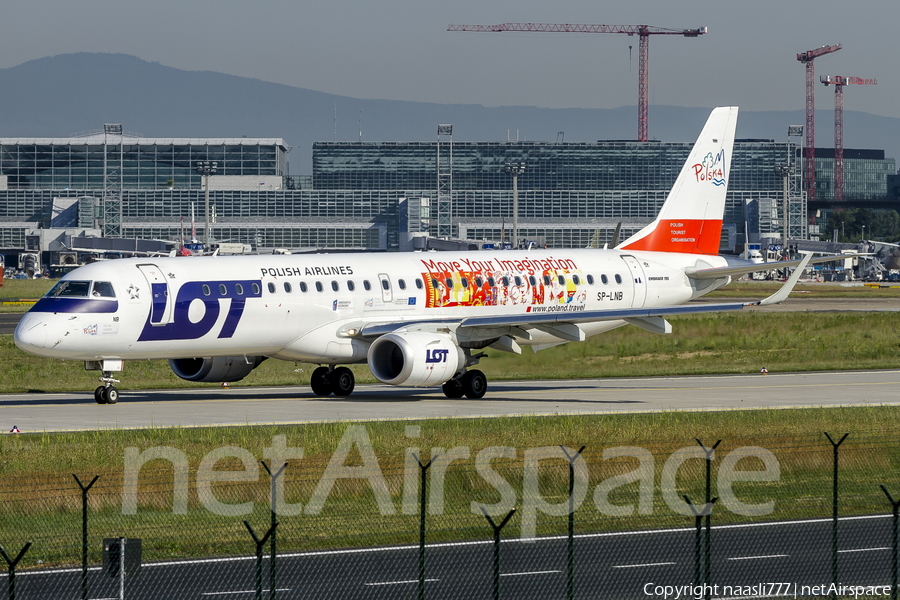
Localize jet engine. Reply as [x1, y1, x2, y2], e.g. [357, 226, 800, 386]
[169, 356, 267, 383]
[367, 332, 464, 386]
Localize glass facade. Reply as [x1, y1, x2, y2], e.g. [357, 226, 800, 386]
[1, 135, 895, 254]
[312, 140, 802, 245]
[313, 141, 799, 193]
[810, 149, 895, 201]
[0, 137, 287, 190]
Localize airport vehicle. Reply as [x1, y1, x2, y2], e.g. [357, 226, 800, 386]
[14, 107, 821, 404]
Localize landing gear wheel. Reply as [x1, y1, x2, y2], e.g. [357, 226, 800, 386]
[330, 367, 355, 397]
[442, 378, 464, 399]
[94, 386, 107, 404]
[102, 386, 119, 404]
[310, 366, 333, 396]
[461, 370, 487, 399]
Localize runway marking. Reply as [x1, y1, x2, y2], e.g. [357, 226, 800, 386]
[838, 547, 890, 553]
[612, 562, 676, 569]
[365, 579, 438, 586]
[201, 590, 291, 596]
[726, 554, 789, 561]
[500, 570, 559, 577]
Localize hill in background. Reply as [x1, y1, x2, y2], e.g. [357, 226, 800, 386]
[2, 53, 898, 174]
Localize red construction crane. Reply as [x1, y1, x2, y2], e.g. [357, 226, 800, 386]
[796, 44, 841, 201]
[448, 23, 708, 142]
[820, 75, 877, 202]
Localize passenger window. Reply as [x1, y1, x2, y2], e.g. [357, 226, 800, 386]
[501, 276, 510, 286]
[219, 284, 227, 295]
[431, 278, 439, 289]
[415, 278, 423, 289]
[398, 279, 406, 290]
[572, 275, 580, 285]
[235, 283, 244, 295]
[601, 274, 609, 285]
[475, 277, 484, 287]
[514, 276, 522, 286]
[348, 280, 355, 292]
[284, 282, 292, 293]
[91, 281, 116, 298]
[558, 275, 565, 285]
[364, 280, 371, 291]
[251, 283, 260, 295]
[587, 274, 594, 285]
[615, 274, 623, 284]
[488, 277, 496, 287]
[461, 277, 469, 288]
[316, 282, 324, 292]
[543, 275, 551, 285]
[267, 282, 276, 293]
[382, 279, 390, 290]
[528, 275, 537, 286]
[300, 282, 308, 293]
[332, 281, 339, 292]
[445, 278, 453, 289]
[202, 284, 211, 296]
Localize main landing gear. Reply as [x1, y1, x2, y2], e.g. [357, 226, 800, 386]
[442, 369, 487, 400]
[94, 372, 120, 405]
[310, 366, 356, 397]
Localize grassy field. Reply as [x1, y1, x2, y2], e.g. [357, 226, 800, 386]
[3, 274, 899, 581]
[1, 407, 899, 566]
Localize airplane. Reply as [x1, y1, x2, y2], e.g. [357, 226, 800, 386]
[16, 106, 828, 404]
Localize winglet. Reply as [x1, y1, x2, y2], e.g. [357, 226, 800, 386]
[750, 253, 813, 307]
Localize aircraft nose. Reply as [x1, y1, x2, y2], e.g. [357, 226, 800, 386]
[14, 315, 48, 354]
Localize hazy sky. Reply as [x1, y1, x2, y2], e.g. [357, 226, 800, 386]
[2, 0, 896, 118]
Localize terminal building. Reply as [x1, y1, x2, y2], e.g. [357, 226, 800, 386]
[0, 125, 895, 271]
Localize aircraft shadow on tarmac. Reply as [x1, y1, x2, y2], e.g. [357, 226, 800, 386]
[5, 381, 646, 406]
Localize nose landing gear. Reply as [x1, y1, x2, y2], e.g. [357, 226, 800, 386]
[94, 372, 120, 404]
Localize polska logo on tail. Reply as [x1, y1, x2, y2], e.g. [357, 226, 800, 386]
[692, 149, 727, 186]
[13, 107, 831, 404]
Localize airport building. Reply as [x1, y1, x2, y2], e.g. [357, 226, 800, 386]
[0, 126, 895, 271]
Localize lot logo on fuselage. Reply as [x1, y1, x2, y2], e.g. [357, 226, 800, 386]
[425, 349, 450, 364]
[138, 280, 262, 342]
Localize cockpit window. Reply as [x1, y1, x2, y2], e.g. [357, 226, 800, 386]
[47, 281, 91, 297]
[91, 281, 116, 298]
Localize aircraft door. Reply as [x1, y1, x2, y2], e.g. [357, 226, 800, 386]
[378, 273, 393, 303]
[620, 255, 647, 307]
[137, 264, 172, 325]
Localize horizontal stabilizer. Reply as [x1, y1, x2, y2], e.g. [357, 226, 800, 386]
[687, 253, 866, 280]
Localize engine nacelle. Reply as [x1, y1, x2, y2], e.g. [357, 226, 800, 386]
[169, 356, 267, 383]
[367, 332, 465, 386]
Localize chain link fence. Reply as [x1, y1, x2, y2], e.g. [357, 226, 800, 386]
[2, 428, 900, 599]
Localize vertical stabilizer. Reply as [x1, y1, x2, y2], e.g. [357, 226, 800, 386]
[618, 106, 738, 255]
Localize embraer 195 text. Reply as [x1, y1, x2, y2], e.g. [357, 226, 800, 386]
[14, 107, 822, 403]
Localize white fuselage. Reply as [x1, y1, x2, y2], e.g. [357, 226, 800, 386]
[14, 248, 729, 364]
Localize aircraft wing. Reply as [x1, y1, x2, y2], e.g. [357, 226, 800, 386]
[686, 252, 864, 280]
[358, 254, 812, 342]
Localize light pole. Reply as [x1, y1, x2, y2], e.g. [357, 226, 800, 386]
[504, 163, 525, 248]
[774, 163, 794, 258]
[195, 161, 218, 249]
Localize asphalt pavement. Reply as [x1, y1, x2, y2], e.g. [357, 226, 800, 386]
[6, 514, 893, 599]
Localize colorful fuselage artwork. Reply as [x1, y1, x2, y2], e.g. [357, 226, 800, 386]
[419, 256, 587, 309]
